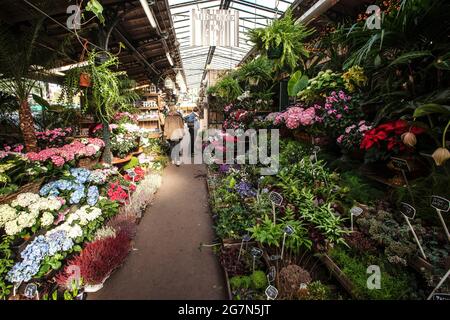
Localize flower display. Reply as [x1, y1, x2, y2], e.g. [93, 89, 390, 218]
[26, 138, 104, 167]
[124, 167, 146, 183]
[274, 104, 322, 130]
[107, 182, 129, 203]
[1, 194, 63, 236]
[337, 121, 372, 152]
[7, 230, 74, 283]
[36, 128, 73, 148]
[235, 180, 256, 198]
[321, 91, 363, 135]
[360, 120, 425, 162]
[223, 109, 255, 131]
[87, 186, 100, 206]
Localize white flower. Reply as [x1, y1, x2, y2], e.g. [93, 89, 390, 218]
[40, 212, 54, 227]
[67, 224, 83, 239]
[13, 193, 40, 208]
[4, 220, 20, 236]
[0, 204, 17, 226]
[17, 212, 37, 229]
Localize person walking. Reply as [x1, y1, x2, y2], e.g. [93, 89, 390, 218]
[164, 105, 185, 166]
[184, 107, 200, 157]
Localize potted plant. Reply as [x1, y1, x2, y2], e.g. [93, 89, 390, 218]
[237, 56, 273, 87]
[248, 10, 314, 72]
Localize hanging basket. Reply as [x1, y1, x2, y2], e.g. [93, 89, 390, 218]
[267, 44, 283, 59]
[79, 72, 91, 88]
[0, 178, 45, 205]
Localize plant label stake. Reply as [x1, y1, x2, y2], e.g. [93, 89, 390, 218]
[427, 268, 450, 300]
[24, 283, 38, 300]
[350, 207, 364, 232]
[430, 293, 450, 300]
[391, 157, 415, 206]
[400, 202, 427, 260]
[431, 196, 450, 242]
[126, 170, 137, 206]
[267, 266, 276, 284]
[281, 225, 295, 260]
[13, 282, 21, 297]
[269, 191, 283, 224]
[237, 234, 252, 262]
[250, 247, 263, 272]
[313, 146, 321, 163]
[265, 285, 278, 300]
[269, 254, 281, 261]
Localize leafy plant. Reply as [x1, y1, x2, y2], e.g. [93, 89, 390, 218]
[288, 70, 309, 97]
[248, 10, 314, 72]
[0, 19, 61, 151]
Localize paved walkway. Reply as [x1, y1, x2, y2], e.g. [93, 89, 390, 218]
[89, 164, 226, 300]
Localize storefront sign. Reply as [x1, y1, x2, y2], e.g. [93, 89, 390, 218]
[190, 9, 239, 47]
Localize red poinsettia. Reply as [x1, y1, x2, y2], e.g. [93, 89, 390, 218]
[361, 120, 425, 152]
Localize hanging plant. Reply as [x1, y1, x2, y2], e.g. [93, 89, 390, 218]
[248, 10, 314, 72]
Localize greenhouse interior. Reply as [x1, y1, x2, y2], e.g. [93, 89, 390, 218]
[0, 0, 449, 305]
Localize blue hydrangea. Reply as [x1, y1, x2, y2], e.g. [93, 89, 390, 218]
[69, 185, 86, 204]
[7, 236, 49, 283]
[70, 168, 91, 184]
[46, 230, 74, 256]
[87, 186, 99, 206]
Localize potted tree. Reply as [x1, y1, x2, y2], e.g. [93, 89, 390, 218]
[0, 19, 60, 152]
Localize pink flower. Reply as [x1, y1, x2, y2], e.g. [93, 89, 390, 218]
[50, 155, 65, 167]
[337, 135, 344, 144]
[336, 114, 343, 120]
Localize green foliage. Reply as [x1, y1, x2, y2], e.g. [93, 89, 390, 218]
[304, 281, 331, 300]
[236, 56, 273, 88]
[248, 10, 314, 72]
[298, 69, 344, 102]
[212, 75, 243, 102]
[247, 215, 284, 247]
[329, 246, 422, 300]
[85, 0, 105, 24]
[230, 275, 252, 290]
[250, 270, 268, 290]
[0, 236, 14, 299]
[288, 70, 309, 97]
[340, 171, 384, 205]
[123, 157, 139, 171]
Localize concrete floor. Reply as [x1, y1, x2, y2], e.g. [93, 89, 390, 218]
[89, 164, 226, 300]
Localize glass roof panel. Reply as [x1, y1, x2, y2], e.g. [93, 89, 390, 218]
[168, 0, 295, 90]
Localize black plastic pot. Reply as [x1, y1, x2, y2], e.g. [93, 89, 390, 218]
[267, 44, 283, 59]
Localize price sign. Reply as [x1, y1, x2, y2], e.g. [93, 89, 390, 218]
[391, 157, 410, 172]
[269, 255, 281, 261]
[283, 225, 295, 236]
[250, 247, 263, 258]
[313, 146, 321, 153]
[267, 266, 276, 284]
[127, 170, 137, 178]
[242, 234, 252, 242]
[431, 196, 450, 242]
[269, 192, 283, 206]
[24, 283, 38, 299]
[431, 293, 450, 300]
[431, 196, 450, 213]
[400, 202, 416, 220]
[265, 285, 279, 300]
[350, 207, 364, 217]
[350, 206, 364, 232]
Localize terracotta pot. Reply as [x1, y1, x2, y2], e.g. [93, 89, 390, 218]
[79, 72, 91, 87]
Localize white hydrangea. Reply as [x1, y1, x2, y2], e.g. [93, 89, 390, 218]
[17, 211, 38, 229]
[4, 220, 20, 236]
[12, 193, 40, 208]
[40, 212, 55, 227]
[69, 206, 102, 226]
[0, 204, 17, 227]
[48, 222, 83, 239]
